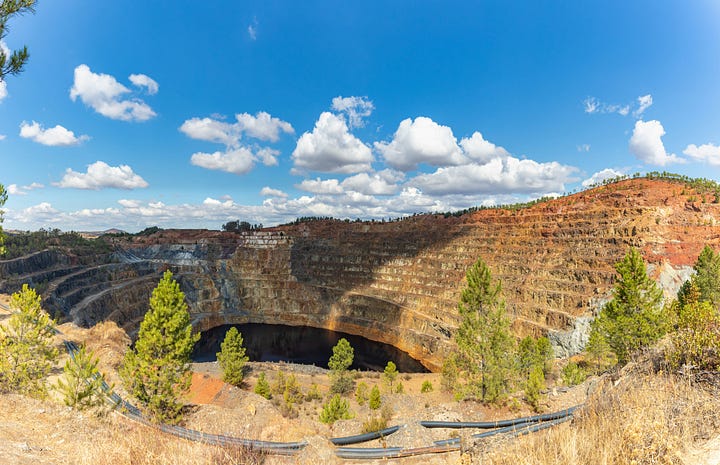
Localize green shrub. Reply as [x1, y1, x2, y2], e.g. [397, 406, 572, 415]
[668, 300, 720, 370]
[254, 372, 271, 399]
[305, 383, 322, 402]
[394, 382, 404, 394]
[355, 382, 369, 405]
[319, 394, 353, 424]
[369, 385, 381, 410]
[420, 380, 434, 393]
[361, 416, 388, 434]
[56, 344, 109, 410]
[524, 365, 544, 412]
[561, 361, 587, 386]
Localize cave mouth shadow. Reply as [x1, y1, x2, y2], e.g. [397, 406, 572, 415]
[192, 323, 429, 373]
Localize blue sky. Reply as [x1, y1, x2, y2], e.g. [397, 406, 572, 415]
[1, 0, 719, 232]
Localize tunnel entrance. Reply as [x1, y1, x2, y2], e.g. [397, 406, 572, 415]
[192, 323, 429, 373]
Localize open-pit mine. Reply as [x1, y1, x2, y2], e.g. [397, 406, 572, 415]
[1, 178, 718, 371]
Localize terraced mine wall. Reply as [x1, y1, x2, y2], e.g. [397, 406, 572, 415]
[1, 179, 717, 371]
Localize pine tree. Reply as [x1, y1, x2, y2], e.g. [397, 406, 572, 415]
[589, 247, 665, 365]
[120, 270, 199, 424]
[254, 372, 271, 399]
[451, 257, 515, 403]
[692, 245, 720, 308]
[328, 338, 354, 394]
[0, 1, 35, 80]
[368, 385, 381, 410]
[319, 394, 353, 424]
[355, 381, 369, 405]
[56, 344, 108, 410]
[0, 284, 58, 397]
[382, 361, 398, 391]
[216, 327, 249, 386]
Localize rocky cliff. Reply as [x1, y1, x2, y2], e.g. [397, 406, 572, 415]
[1, 179, 718, 371]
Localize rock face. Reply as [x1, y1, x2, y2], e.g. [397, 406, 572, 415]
[1, 179, 719, 371]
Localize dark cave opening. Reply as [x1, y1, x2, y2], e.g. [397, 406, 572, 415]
[192, 323, 429, 373]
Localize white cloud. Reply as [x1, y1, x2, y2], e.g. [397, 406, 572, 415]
[7, 182, 44, 195]
[296, 178, 344, 195]
[70, 64, 157, 122]
[248, 17, 258, 40]
[0, 134, 6, 141]
[56, 161, 149, 190]
[331, 96, 374, 129]
[260, 187, 288, 198]
[375, 117, 466, 171]
[629, 120, 682, 166]
[584, 94, 652, 119]
[19, 121, 89, 146]
[583, 97, 599, 114]
[633, 94, 653, 118]
[128, 73, 159, 95]
[577, 144, 591, 152]
[581, 168, 625, 187]
[190, 148, 256, 175]
[180, 117, 235, 145]
[341, 170, 403, 195]
[460, 132, 510, 163]
[235, 112, 294, 142]
[180, 112, 293, 145]
[118, 199, 142, 208]
[0, 79, 7, 103]
[292, 112, 374, 173]
[410, 156, 577, 195]
[683, 143, 720, 166]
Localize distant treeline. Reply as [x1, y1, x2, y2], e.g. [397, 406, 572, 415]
[2, 228, 112, 260]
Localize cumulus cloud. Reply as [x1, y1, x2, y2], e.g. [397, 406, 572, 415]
[190, 148, 257, 175]
[375, 117, 466, 171]
[260, 187, 288, 198]
[296, 178, 344, 195]
[181, 112, 292, 175]
[460, 132, 510, 163]
[581, 168, 625, 187]
[629, 120, 682, 166]
[292, 112, 374, 173]
[0, 133, 6, 141]
[410, 156, 577, 195]
[340, 170, 403, 195]
[683, 143, 720, 166]
[19, 121, 89, 146]
[128, 73, 159, 95]
[7, 182, 43, 195]
[236, 112, 294, 142]
[577, 144, 591, 152]
[180, 112, 293, 145]
[70, 64, 157, 122]
[179, 117, 235, 145]
[0, 79, 7, 103]
[56, 161, 149, 190]
[331, 96, 374, 129]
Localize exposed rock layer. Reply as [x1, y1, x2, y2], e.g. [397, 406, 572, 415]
[1, 179, 718, 370]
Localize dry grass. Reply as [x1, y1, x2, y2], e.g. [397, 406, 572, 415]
[469, 366, 720, 465]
